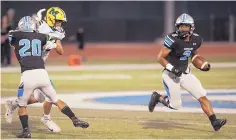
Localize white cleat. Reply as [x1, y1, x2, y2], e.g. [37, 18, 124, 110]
[5, 101, 14, 123]
[40, 117, 61, 133]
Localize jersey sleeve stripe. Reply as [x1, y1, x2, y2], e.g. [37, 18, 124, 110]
[164, 40, 171, 48]
[39, 20, 43, 25]
[164, 37, 173, 46]
[166, 35, 174, 43]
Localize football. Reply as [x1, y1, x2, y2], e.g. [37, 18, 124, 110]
[191, 55, 209, 70]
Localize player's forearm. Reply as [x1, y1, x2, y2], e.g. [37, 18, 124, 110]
[55, 45, 64, 55]
[157, 56, 169, 68]
[157, 54, 175, 72]
[55, 40, 64, 55]
[191, 49, 200, 59]
[157, 47, 173, 71]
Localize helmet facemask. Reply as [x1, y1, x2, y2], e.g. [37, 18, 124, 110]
[54, 20, 66, 32]
[176, 23, 195, 39]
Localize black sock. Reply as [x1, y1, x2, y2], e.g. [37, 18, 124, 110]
[61, 106, 75, 119]
[209, 114, 217, 123]
[160, 96, 176, 110]
[19, 115, 28, 129]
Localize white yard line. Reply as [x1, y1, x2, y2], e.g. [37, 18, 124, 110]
[2, 62, 236, 73]
[1, 89, 236, 114]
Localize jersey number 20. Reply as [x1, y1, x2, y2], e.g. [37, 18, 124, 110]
[180, 50, 191, 60]
[19, 39, 41, 57]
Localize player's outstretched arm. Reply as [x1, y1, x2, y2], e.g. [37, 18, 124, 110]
[55, 40, 64, 55]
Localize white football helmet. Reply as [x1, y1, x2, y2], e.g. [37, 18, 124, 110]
[17, 16, 37, 32]
[175, 13, 195, 38]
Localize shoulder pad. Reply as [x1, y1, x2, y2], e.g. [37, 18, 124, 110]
[170, 32, 178, 38]
[9, 30, 20, 33]
[37, 21, 53, 34]
[9, 30, 14, 33]
[192, 33, 203, 48]
[192, 33, 203, 41]
[193, 33, 199, 36]
[164, 34, 176, 49]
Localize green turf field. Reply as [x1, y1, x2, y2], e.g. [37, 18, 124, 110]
[1, 64, 236, 139]
[1, 107, 236, 139]
[1, 68, 236, 96]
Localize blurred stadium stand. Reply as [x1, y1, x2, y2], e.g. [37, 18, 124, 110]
[1, 1, 236, 42]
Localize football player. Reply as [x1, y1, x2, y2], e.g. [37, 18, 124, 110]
[5, 7, 88, 133]
[148, 13, 227, 131]
[10, 16, 88, 138]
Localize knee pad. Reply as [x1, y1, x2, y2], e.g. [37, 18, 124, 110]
[33, 89, 45, 103]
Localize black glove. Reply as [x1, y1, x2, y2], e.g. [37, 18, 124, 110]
[201, 64, 211, 71]
[171, 67, 183, 77]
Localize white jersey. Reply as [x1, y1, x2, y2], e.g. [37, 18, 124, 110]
[37, 20, 65, 61]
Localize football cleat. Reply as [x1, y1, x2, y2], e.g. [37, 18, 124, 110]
[212, 118, 227, 131]
[5, 100, 14, 123]
[41, 116, 61, 132]
[148, 91, 162, 112]
[71, 117, 89, 128]
[17, 128, 31, 138]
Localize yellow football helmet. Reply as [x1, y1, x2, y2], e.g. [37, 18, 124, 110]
[45, 7, 67, 28]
